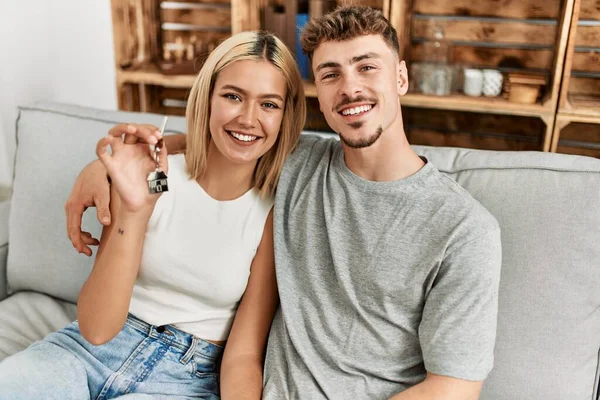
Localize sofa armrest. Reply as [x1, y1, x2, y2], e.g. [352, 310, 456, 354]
[0, 198, 10, 301]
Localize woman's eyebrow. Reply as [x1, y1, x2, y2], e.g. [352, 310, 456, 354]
[220, 85, 284, 102]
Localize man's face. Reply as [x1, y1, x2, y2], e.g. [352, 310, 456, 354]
[312, 34, 408, 149]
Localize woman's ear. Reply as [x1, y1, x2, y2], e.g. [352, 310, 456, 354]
[397, 60, 409, 96]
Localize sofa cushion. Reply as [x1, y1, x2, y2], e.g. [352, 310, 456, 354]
[0, 291, 77, 360]
[414, 146, 600, 400]
[9, 103, 186, 303]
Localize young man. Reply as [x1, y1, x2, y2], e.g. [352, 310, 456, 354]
[66, 6, 501, 399]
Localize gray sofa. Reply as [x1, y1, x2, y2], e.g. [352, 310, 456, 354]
[0, 102, 599, 399]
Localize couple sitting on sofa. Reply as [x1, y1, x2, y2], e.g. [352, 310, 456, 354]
[0, 6, 500, 400]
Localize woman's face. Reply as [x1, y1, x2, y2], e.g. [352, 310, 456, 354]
[208, 59, 287, 166]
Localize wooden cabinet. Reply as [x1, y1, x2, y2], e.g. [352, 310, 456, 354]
[109, 0, 600, 157]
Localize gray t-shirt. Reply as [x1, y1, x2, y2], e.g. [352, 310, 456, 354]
[263, 135, 502, 399]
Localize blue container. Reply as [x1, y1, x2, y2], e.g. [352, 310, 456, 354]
[296, 13, 311, 80]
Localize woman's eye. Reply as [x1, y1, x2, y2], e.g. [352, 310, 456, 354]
[224, 93, 241, 101]
[263, 102, 279, 109]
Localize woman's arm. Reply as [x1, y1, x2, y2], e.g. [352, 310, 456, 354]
[77, 188, 150, 345]
[220, 210, 279, 400]
[77, 135, 168, 345]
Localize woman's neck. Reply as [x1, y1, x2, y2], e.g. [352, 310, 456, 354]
[196, 144, 256, 201]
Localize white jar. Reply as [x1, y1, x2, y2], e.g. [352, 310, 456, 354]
[482, 69, 504, 97]
[463, 68, 483, 97]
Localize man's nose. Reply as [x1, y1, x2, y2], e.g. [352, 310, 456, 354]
[338, 73, 362, 98]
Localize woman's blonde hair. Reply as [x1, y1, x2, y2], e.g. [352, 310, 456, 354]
[185, 31, 306, 198]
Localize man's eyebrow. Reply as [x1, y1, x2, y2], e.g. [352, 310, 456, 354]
[316, 62, 342, 72]
[316, 53, 381, 72]
[220, 84, 284, 102]
[351, 52, 380, 63]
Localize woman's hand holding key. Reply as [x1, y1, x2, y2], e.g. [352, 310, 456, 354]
[95, 124, 169, 215]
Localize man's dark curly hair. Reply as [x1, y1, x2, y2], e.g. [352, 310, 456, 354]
[300, 6, 400, 61]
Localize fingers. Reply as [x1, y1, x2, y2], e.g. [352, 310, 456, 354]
[96, 136, 119, 174]
[65, 200, 86, 253]
[81, 232, 100, 246]
[93, 191, 112, 226]
[110, 123, 161, 145]
[79, 232, 99, 257]
[108, 124, 137, 141]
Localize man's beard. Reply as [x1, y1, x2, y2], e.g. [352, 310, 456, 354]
[339, 124, 383, 149]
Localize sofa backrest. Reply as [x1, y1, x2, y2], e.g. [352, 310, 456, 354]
[10, 102, 600, 399]
[9, 102, 186, 302]
[413, 145, 600, 400]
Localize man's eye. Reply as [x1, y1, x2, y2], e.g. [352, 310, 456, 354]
[361, 65, 375, 71]
[224, 93, 241, 101]
[322, 73, 337, 80]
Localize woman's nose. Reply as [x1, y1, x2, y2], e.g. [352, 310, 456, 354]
[237, 103, 257, 128]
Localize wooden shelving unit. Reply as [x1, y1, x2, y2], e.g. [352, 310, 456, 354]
[110, 0, 599, 157]
[557, 0, 600, 117]
[549, 0, 600, 158]
[394, 0, 575, 152]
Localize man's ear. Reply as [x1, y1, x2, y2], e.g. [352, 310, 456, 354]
[397, 60, 409, 96]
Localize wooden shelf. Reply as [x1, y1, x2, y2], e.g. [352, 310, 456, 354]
[400, 93, 553, 119]
[551, 112, 600, 157]
[117, 63, 197, 88]
[559, 94, 600, 119]
[303, 81, 551, 119]
[555, 111, 600, 125]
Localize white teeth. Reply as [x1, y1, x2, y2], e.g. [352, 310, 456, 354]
[229, 131, 258, 142]
[341, 105, 373, 116]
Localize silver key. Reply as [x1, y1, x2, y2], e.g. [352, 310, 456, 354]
[147, 116, 169, 194]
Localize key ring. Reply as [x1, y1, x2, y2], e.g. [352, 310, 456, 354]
[154, 117, 168, 167]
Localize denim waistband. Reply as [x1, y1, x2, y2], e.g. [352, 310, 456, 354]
[125, 314, 223, 363]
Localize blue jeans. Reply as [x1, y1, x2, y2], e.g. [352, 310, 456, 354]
[0, 314, 223, 399]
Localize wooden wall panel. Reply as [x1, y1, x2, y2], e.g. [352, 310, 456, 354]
[160, 0, 230, 3]
[412, 0, 561, 19]
[403, 107, 543, 151]
[404, 108, 544, 137]
[305, 98, 334, 132]
[161, 8, 231, 28]
[337, 0, 383, 9]
[558, 121, 600, 142]
[568, 77, 600, 95]
[162, 31, 230, 46]
[407, 128, 541, 151]
[160, 87, 191, 101]
[556, 145, 600, 157]
[574, 26, 600, 47]
[580, 0, 600, 20]
[571, 51, 600, 73]
[411, 43, 554, 69]
[412, 19, 557, 45]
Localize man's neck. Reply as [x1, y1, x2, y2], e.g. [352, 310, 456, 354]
[341, 122, 425, 182]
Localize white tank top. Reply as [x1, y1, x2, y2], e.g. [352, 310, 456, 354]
[129, 154, 273, 341]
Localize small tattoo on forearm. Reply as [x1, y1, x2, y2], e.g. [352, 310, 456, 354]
[118, 229, 124, 235]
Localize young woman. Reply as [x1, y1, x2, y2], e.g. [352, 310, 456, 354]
[0, 31, 306, 400]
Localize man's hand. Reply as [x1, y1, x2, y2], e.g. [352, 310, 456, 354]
[65, 124, 163, 256]
[65, 159, 111, 257]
